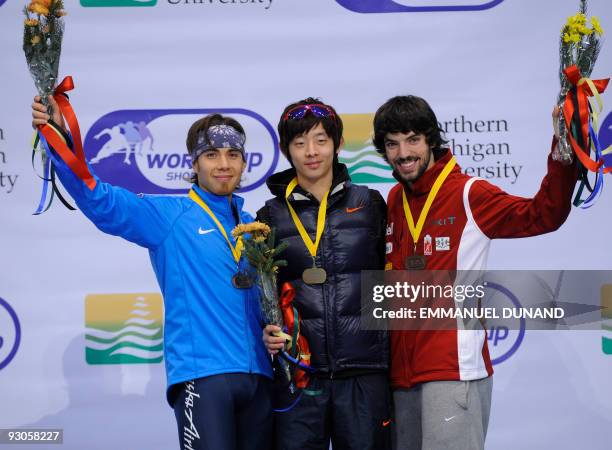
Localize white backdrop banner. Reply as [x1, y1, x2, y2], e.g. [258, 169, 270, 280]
[1, 0, 611, 449]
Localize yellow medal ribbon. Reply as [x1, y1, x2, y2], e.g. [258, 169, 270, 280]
[402, 157, 457, 247]
[285, 177, 329, 259]
[189, 189, 242, 263]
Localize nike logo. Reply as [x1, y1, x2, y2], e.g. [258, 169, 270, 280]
[198, 228, 215, 235]
[444, 416, 456, 422]
[346, 205, 365, 214]
[382, 420, 391, 427]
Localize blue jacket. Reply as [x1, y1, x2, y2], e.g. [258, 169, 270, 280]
[53, 159, 272, 400]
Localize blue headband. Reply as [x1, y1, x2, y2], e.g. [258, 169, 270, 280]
[191, 125, 246, 160]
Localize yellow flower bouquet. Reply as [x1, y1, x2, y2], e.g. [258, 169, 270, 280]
[23, 0, 69, 213]
[232, 222, 294, 386]
[556, 0, 604, 165]
[23, 0, 66, 120]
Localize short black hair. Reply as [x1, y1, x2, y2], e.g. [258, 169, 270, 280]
[278, 97, 343, 164]
[373, 95, 448, 161]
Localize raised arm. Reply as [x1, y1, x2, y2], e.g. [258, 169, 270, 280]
[468, 107, 579, 239]
[469, 149, 578, 240]
[32, 95, 182, 249]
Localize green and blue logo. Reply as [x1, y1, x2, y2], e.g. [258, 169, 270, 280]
[339, 113, 394, 184]
[85, 293, 163, 365]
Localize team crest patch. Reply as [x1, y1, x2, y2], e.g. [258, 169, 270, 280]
[435, 237, 450, 251]
[386, 242, 393, 254]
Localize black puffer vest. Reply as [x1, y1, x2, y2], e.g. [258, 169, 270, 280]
[257, 164, 389, 374]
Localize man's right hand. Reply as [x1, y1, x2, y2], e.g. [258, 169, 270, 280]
[262, 324, 286, 355]
[32, 95, 66, 132]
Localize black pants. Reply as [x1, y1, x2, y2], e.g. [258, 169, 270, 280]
[274, 373, 391, 450]
[173, 373, 273, 450]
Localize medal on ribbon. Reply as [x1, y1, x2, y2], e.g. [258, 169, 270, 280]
[189, 189, 253, 289]
[402, 157, 456, 270]
[285, 178, 329, 285]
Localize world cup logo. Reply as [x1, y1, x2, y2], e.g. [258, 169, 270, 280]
[83, 108, 279, 194]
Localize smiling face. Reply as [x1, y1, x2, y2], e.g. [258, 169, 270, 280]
[193, 148, 246, 196]
[288, 122, 337, 186]
[384, 131, 434, 184]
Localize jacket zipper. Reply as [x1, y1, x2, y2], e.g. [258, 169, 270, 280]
[320, 206, 335, 375]
[242, 268, 253, 373]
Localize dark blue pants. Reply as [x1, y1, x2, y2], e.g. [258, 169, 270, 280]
[274, 373, 391, 450]
[173, 373, 273, 450]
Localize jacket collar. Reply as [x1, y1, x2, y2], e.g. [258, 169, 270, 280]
[405, 149, 461, 196]
[266, 162, 351, 201]
[191, 184, 244, 221]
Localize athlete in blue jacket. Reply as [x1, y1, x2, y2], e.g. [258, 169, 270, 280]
[32, 96, 273, 450]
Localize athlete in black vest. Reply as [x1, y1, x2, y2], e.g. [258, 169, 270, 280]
[259, 98, 390, 450]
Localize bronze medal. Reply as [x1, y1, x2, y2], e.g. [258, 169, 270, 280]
[232, 272, 253, 289]
[400, 157, 457, 273]
[285, 178, 331, 287]
[302, 267, 327, 284]
[405, 255, 427, 271]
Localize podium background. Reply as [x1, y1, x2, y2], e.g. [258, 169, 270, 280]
[1, 0, 611, 448]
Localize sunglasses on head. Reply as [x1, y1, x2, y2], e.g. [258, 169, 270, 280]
[282, 104, 336, 121]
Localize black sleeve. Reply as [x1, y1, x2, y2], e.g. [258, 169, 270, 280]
[256, 203, 279, 248]
[255, 204, 272, 226]
[369, 189, 388, 269]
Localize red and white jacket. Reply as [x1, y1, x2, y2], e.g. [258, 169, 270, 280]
[385, 140, 578, 389]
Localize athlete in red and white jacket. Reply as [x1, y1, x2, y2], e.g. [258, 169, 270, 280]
[373, 95, 578, 450]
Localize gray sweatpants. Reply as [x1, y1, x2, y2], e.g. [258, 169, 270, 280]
[392, 377, 493, 450]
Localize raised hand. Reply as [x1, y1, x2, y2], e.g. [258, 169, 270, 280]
[31, 95, 66, 132]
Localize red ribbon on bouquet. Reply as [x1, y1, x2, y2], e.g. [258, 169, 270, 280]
[37, 76, 97, 190]
[562, 65, 610, 174]
[280, 282, 312, 389]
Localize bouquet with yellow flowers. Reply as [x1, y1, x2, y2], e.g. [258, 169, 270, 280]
[556, 0, 602, 165]
[23, 0, 66, 126]
[23, 0, 73, 213]
[556, 0, 610, 208]
[232, 222, 289, 329]
[232, 222, 294, 387]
